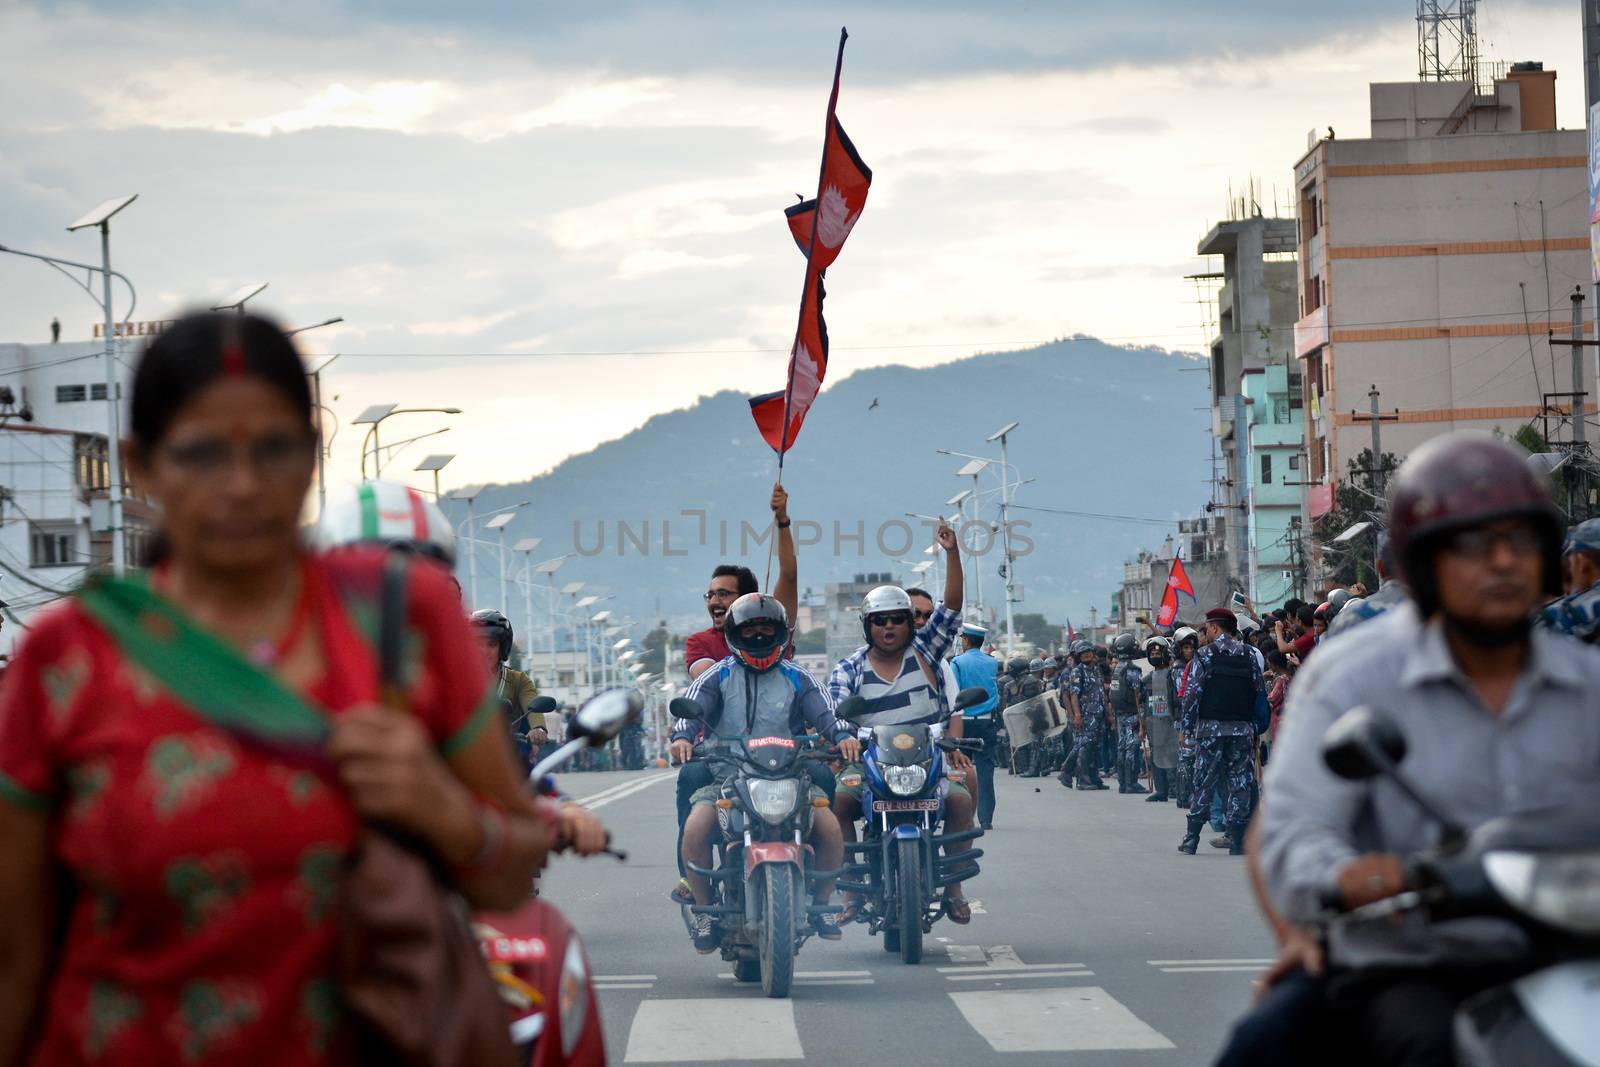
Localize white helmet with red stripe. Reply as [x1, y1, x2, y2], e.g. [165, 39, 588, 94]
[313, 480, 456, 566]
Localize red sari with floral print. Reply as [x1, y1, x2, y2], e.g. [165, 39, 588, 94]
[0, 548, 500, 1066]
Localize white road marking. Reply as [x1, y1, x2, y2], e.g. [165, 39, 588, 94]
[950, 987, 1176, 1053]
[625, 998, 802, 1062]
[945, 969, 1094, 982]
[942, 945, 988, 964]
[1158, 965, 1268, 973]
[572, 775, 664, 806]
[717, 970, 871, 980]
[937, 962, 1085, 973]
[986, 944, 1025, 969]
[1148, 958, 1274, 966]
[594, 974, 659, 982]
[596, 983, 655, 991]
[968, 899, 988, 915]
[579, 773, 675, 810]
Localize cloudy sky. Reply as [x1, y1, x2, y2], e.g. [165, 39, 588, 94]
[0, 1, 1583, 492]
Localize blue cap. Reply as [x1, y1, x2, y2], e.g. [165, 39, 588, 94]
[961, 623, 988, 638]
[1565, 518, 1600, 555]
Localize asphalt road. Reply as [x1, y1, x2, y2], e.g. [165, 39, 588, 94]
[542, 767, 1275, 1065]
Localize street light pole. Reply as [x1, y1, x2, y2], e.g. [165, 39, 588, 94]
[96, 224, 125, 575]
[987, 422, 1021, 657]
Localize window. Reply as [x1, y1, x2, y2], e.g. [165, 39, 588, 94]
[30, 522, 80, 567]
[56, 384, 86, 403]
[1261, 453, 1273, 484]
[90, 383, 107, 401]
[75, 435, 109, 492]
[1289, 454, 1301, 471]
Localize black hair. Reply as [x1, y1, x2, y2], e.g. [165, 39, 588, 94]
[131, 311, 313, 459]
[1211, 612, 1239, 636]
[905, 587, 933, 602]
[1283, 598, 1304, 616]
[1295, 605, 1315, 626]
[962, 632, 983, 649]
[1266, 650, 1291, 671]
[711, 564, 759, 597]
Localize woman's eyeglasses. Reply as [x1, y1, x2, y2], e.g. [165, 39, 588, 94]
[869, 612, 911, 628]
[161, 432, 314, 481]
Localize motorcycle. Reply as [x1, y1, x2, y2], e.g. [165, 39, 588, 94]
[668, 697, 842, 999]
[1318, 706, 1600, 1066]
[473, 690, 640, 1067]
[833, 687, 989, 964]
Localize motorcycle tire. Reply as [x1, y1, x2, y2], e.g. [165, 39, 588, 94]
[733, 958, 761, 983]
[897, 837, 924, 965]
[760, 865, 797, 998]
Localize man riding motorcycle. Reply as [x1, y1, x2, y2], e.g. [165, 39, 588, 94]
[470, 608, 546, 768]
[671, 593, 859, 951]
[828, 522, 977, 923]
[1234, 432, 1600, 1067]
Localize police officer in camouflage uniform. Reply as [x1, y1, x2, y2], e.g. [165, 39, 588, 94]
[1108, 632, 1149, 794]
[1537, 517, 1600, 643]
[1014, 658, 1049, 776]
[1060, 640, 1110, 790]
[1178, 607, 1265, 856]
[996, 655, 1036, 774]
[1170, 626, 1200, 807]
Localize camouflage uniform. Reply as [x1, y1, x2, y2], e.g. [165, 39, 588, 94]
[1172, 661, 1197, 807]
[1179, 633, 1264, 828]
[1065, 662, 1110, 787]
[1538, 581, 1600, 644]
[1108, 660, 1146, 792]
[999, 674, 1045, 775]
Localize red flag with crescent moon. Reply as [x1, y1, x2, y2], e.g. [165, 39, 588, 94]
[749, 29, 871, 456]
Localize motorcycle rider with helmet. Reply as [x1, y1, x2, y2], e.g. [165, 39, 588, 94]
[828, 522, 978, 924]
[469, 609, 545, 769]
[1231, 431, 1600, 1067]
[671, 593, 859, 951]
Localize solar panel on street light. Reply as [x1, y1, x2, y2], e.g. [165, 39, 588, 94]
[67, 194, 139, 231]
[560, 580, 585, 594]
[353, 403, 397, 425]
[210, 282, 269, 312]
[534, 558, 566, 575]
[513, 537, 542, 553]
[575, 595, 599, 609]
[591, 610, 611, 623]
[956, 459, 987, 478]
[485, 512, 515, 530]
[415, 454, 455, 473]
[986, 421, 1020, 442]
[946, 489, 972, 507]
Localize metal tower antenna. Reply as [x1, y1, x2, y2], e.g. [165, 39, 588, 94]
[1417, 0, 1479, 83]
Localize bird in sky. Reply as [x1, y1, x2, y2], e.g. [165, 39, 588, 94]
[868, 398, 879, 411]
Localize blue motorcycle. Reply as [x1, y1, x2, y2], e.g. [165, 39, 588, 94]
[835, 687, 988, 964]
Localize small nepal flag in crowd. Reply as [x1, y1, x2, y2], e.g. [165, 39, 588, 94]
[1156, 553, 1196, 628]
[749, 28, 872, 456]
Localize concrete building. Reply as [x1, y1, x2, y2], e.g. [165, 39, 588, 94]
[1241, 363, 1306, 608]
[1196, 215, 1301, 594]
[1115, 519, 1234, 638]
[0, 340, 154, 655]
[1292, 64, 1593, 539]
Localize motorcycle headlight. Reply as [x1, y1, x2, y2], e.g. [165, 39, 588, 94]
[884, 764, 928, 797]
[747, 779, 800, 824]
[1484, 849, 1600, 934]
[558, 935, 589, 1058]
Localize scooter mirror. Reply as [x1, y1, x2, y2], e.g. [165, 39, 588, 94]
[529, 696, 559, 716]
[835, 695, 868, 724]
[668, 697, 703, 723]
[1321, 706, 1407, 781]
[571, 689, 643, 743]
[952, 687, 990, 713]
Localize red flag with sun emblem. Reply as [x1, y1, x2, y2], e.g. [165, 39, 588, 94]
[749, 28, 870, 458]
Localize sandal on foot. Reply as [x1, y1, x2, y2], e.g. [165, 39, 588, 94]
[836, 897, 863, 925]
[669, 879, 694, 906]
[944, 896, 973, 925]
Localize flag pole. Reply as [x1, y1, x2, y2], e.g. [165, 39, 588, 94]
[775, 26, 848, 476]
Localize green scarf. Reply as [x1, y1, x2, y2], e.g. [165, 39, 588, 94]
[77, 573, 331, 750]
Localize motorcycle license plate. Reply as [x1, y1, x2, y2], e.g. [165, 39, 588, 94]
[872, 799, 940, 812]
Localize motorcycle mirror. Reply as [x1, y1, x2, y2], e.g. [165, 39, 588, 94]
[952, 687, 990, 713]
[571, 689, 643, 743]
[1321, 706, 1406, 781]
[529, 696, 559, 716]
[835, 695, 868, 724]
[668, 697, 703, 723]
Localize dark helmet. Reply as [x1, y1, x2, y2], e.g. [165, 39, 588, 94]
[1111, 632, 1138, 658]
[725, 593, 789, 672]
[1006, 655, 1030, 676]
[1069, 639, 1093, 657]
[1326, 588, 1351, 616]
[1145, 636, 1172, 664]
[1027, 657, 1046, 674]
[1388, 431, 1564, 614]
[470, 609, 513, 663]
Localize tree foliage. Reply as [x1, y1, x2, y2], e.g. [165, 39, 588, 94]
[1314, 446, 1395, 591]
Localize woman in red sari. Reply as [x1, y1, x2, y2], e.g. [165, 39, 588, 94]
[0, 313, 557, 1065]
